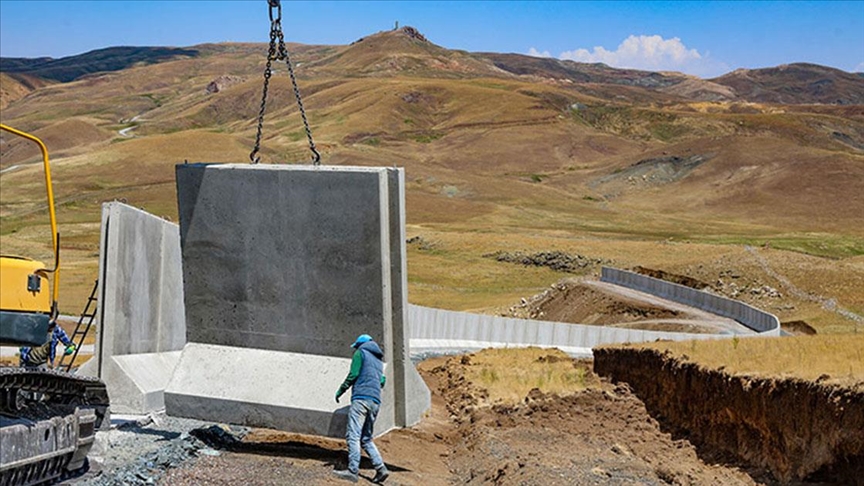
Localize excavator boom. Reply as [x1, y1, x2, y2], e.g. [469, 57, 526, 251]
[0, 124, 60, 347]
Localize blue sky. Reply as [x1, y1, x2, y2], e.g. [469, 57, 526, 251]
[1, 1, 862, 77]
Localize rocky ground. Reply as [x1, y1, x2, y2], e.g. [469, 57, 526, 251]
[64, 350, 787, 486]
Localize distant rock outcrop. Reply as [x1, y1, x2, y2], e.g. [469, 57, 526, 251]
[206, 75, 245, 94]
[399, 26, 428, 42]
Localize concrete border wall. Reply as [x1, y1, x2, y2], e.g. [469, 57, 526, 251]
[408, 305, 722, 358]
[408, 266, 780, 356]
[78, 202, 186, 413]
[601, 267, 781, 336]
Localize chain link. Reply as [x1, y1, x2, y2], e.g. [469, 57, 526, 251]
[250, 0, 320, 165]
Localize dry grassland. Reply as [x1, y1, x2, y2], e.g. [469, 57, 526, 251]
[461, 347, 601, 404]
[634, 334, 864, 386]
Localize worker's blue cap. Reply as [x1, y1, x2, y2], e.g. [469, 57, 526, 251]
[351, 334, 373, 348]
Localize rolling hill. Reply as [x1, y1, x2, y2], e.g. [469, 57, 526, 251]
[711, 63, 864, 105]
[0, 46, 200, 83]
[1, 26, 862, 330]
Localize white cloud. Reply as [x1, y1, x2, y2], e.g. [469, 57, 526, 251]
[537, 34, 728, 77]
[527, 47, 552, 58]
[561, 35, 700, 69]
[855, 62, 864, 73]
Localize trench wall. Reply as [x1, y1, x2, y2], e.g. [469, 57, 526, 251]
[601, 267, 781, 335]
[78, 202, 185, 414]
[594, 347, 864, 484]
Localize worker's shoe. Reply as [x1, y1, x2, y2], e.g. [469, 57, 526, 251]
[332, 469, 358, 483]
[372, 466, 390, 484]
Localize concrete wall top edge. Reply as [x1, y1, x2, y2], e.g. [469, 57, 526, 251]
[600, 267, 780, 335]
[178, 163, 404, 174]
[105, 201, 178, 226]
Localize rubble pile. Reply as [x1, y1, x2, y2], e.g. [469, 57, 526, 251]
[80, 414, 248, 486]
[484, 250, 607, 273]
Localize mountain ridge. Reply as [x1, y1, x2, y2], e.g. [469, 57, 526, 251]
[2, 27, 862, 105]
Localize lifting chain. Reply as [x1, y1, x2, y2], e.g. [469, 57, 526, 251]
[250, 0, 320, 165]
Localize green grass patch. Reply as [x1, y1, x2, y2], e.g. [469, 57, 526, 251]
[141, 93, 166, 107]
[410, 131, 444, 143]
[699, 234, 864, 259]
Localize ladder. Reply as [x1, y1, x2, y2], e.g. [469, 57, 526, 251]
[58, 280, 98, 372]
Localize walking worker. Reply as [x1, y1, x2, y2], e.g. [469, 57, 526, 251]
[19, 320, 76, 369]
[333, 334, 390, 484]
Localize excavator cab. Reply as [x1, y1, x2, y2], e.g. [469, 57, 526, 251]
[0, 255, 54, 346]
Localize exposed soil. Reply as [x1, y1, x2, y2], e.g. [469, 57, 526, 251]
[503, 278, 746, 334]
[156, 350, 763, 485]
[594, 347, 864, 485]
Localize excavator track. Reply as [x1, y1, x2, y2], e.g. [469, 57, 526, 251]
[0, 367, 110, 486]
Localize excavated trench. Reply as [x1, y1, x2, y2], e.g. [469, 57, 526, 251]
[593, 347, 864, 484]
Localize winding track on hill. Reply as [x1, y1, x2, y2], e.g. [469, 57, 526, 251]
[744, 245, 863, 324]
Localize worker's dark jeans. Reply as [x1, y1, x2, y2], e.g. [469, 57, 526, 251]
[346, 398, 384, 474]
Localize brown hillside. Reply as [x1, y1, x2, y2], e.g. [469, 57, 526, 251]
[0, 118, 111, 169]
[712, 63, 864, 105]
[1, 33, 863, 329]
[0, 72, 54, 109]
[306, 27, 505, 79]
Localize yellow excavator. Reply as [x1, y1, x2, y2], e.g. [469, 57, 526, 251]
[0, 124, 60, 342]
[0, 124, 108, 485]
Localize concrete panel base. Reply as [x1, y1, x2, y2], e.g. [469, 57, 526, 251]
[165, 344, 396, 438]
[80, 351, 181, 414]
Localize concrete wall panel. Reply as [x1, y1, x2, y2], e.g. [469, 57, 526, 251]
[82, 202, 186, 414]
[168, 164, 430, 436]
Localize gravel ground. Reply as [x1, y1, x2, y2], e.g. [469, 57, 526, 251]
[63, 413, 248, 486]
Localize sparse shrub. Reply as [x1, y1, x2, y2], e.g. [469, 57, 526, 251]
[530, 174, 544, 183]
[411, 132, 443, 143]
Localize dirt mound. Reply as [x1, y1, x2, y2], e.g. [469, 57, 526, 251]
[594, 346, 864, 484]
[633, 265, 784, 303]
[632, 266, 713, 290]
[503, 279, 732, 335]
[781, 320, 817, 335]
[484, 250, 606, 274]
[510, 279, 683, 323]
